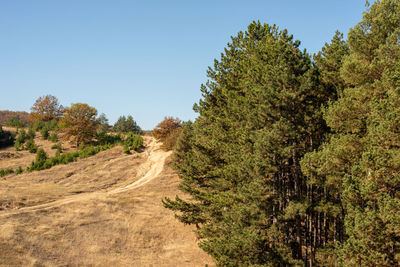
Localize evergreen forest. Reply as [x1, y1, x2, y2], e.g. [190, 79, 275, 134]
[163, 1, 400, 266]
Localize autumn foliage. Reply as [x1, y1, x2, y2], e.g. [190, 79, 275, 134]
[152, 117, 182, 150]
[152, 117, 181, 140]
[59, 103, 99, 147]
[28, 95, 64, 124]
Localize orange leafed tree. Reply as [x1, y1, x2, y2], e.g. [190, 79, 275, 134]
[152, 116, 181, 141]
[59, 103, 99, 147]
[28, 95, 64, 124]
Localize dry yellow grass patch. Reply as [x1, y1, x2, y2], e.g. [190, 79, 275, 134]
[0, 136, 213, 266]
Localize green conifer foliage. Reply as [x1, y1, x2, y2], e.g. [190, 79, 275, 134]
[302, 0, 400, 265]
[164, 22, 333, 266]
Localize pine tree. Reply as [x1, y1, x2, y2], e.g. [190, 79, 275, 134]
[113, 115, 141, 133]
[164, 21, 333, 266]
[302, 0, 400, 265]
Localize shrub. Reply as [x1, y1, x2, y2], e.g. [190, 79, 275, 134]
[51, 142, 63, 151]
[152, 116, 181, 141]
[25, 138, 38, 153]
[15, 166, 23, 174]
[49, 132, 58, 142]
[36, 148, 48, 162]
[123, 144, 131, 154]
[26, 142, 114, 173]
[123, 133, 143, 151]
[16, 129, 27, 143]
[14, 129, 28, 151]
[27, 148, 48, 171]
[14, 140, 22, 151]
[56, 144, 63, 154]
[32, 120, 45, 131]
[27, 127, 35, 139]
[78, 145, 100, 158]
[6, 116, 26, 128]
[152, 117, 182, 151]
[161, 127, 181, 151]
[0, 168, 14, 177]
[40, 127, 49, 140]
[47, 119, 59, 130]
[97, 132, 122, 145]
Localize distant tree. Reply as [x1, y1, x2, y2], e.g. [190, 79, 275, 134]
[97, 113, 109, 134]
[152, 116, 181, 141]
[6, 116, 26, 128]
[113, 115, 141, 133]
[28, 95, 63, 124]
[60, 103, 99, 147]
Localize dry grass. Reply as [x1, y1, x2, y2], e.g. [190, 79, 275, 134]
[0, 135, 213, 266]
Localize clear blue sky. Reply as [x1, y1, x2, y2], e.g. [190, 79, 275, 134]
[1, 1, 367, 130]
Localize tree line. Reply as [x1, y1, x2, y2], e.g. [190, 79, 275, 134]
[164, 1, 400, 266]
[1, 94, 142, 148]
[0, 95, 144, 176]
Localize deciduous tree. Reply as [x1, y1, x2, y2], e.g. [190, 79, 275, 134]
[60, 103, 99, 147]
[152, 116, 181, 141]
[28, 95, 63, 124]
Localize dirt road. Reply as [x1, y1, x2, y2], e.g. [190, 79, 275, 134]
[0, 137, 213, 266]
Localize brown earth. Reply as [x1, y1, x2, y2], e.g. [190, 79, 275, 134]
[0, 134, 213, 266]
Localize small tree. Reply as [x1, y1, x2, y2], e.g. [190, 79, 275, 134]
[28, 95, 63, 124]
[40, 126, 49, 140]
[60, 103, 99, 147]
[152, 116, 181, 141]
[6, 116, 26, 128]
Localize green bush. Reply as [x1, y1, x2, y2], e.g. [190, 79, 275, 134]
[32, 120, 45, 131]
[47, 119, 58, 130]
[15, 166, 23, 174]
[97, 132, 122, 145]
[36, 148, 48, 163]
[25, 138, 38, 153]
[49, 132, 58, 142]
[27, 127, 35, 139]
[16, 129, 27, 143]
[26, 143, 114, 173]
[27, 148, 48, 171]
[6, 116, 26, 128]
[40, 127, 49, 140]
[0, 168, 14, 177]
[14, 141, 21, 151]
[51, 142, 63, 151]
[14, 129, 28, 151]
[123, 144, 131, 154]
[123, 133, 143, 151]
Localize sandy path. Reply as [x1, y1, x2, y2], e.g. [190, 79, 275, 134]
[0, 137, 171, 218]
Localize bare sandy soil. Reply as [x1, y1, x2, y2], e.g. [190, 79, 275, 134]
[0, 134, 213, 266]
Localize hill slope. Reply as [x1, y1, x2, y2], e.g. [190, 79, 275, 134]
[0, 137, 213, 266]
